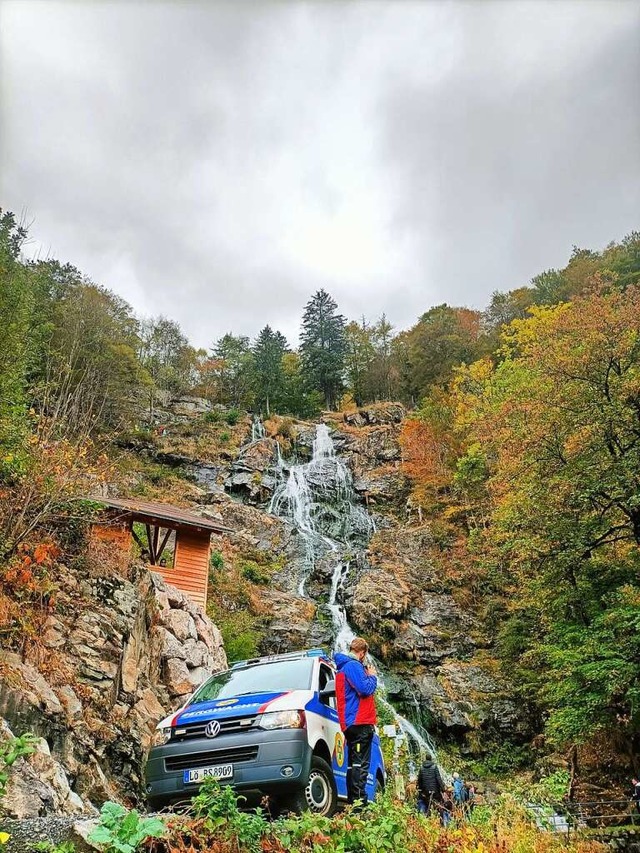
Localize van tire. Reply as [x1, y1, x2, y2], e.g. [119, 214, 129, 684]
[286, 756, 337, 817]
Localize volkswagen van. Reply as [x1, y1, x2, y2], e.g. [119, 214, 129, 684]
[145, 648, 385, 814]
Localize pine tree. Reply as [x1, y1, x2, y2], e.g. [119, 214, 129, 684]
[299, 290, 346, 410]
[213, 334, 255, 408]
[253, 325, 288, 415]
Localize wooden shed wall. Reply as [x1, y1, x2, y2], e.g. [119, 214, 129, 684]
[160, 530, 210, 610]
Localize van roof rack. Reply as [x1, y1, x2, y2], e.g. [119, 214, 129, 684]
[231, 648, 329, 669]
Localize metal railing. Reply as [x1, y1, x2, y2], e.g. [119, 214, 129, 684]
[528, 799, 640, 836]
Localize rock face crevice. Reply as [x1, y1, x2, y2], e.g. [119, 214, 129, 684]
[0, 564, 226, 819]
[343, 532, 528, 742]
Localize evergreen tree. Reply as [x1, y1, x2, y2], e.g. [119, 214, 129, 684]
[213, 334, 255, 408]
[299, 289, 346, 410]
[252, 325, 288, 415]
[280, 352, 323, 419]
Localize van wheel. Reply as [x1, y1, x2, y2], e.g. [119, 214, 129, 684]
[286, 756, 337, 817]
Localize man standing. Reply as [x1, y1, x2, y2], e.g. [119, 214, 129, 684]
[335, 637, 378, 807]
[416, 757, 445, 816]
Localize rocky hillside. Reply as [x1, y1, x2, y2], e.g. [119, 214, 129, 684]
[0, 396, 526, 827]
[198, 399, 527, 754]
[118, 397, 530, 756]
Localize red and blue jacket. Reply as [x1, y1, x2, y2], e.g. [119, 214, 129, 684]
[334, 652, 378, 731]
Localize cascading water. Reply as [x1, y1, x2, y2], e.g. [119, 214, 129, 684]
[268, 423, 436, 762]
[269, 424, 373, 597]
[251, 416, 266, 442]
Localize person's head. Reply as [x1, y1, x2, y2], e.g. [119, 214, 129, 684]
[633, 778, 639, 785]
[453, 772, 460, 780]
[350, 637, 369, 663]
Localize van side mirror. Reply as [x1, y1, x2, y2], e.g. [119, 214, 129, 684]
[319, 679, 336, 701]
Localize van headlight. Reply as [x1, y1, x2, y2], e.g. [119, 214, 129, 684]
[257, 710, 306, 730]
[151, 727, 172, 746]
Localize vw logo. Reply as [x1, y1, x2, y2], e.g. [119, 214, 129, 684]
[205, 720, 221, 738]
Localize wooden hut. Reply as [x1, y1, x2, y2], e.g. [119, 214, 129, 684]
[90, 497, 231, 609]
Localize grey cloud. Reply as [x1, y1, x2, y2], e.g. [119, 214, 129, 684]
[1, 0, 638, 349]
[378, 1, 640, 315]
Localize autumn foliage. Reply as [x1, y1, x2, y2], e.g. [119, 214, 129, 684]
[401, 282, 640, 771]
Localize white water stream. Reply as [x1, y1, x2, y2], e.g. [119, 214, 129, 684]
[251, 416, 266, 442]
[268, 423, 437, 761]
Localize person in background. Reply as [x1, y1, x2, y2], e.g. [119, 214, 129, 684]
[632, 777, 640, 818]
[334, 637, 378, 808]
[465, 782, 476, 817]
[452, 772, 465, 804]
[440, 786, 454, 827]
[416, 757, 445, 815]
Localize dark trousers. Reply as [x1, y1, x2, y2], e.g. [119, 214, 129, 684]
[345, 724, 374, 805]
[417, 792, 442, 815]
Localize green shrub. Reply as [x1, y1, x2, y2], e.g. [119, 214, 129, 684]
[222, 623, 260, 662]
[87, 802, 166, 853]
[154, 775, 604, 853]
[191, 778, 267, 853]
[209, 550, 224, 570]
[240, 559, 270, 585]
[203, 409, 222, 423]
[0, 732, 38, 799]
[225, 408, 241, 425]
[467, 741, 531, 778]
[219, 431, 230, 442]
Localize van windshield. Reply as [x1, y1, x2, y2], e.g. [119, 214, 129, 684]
[188, 658, 314, 705]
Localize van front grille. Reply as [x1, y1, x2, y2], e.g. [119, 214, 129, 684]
[165, 745, 259, 772]
[174, 716, 257, 740]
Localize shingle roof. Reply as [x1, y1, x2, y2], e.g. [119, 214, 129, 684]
[88, 496, 231, 534]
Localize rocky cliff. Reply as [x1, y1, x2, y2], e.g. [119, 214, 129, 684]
[0, 560, 226, 820]
[215, 402, 527, 753]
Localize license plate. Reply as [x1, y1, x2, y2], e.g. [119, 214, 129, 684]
[183, 764, 233, 784]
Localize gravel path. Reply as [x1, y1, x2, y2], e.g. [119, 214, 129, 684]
[1, 815, 96, 852]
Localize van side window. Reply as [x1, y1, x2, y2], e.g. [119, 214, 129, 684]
[319, 664, 336, 709]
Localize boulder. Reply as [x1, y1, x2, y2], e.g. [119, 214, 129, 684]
[257, 589, 318, 653]
[343, 403, 406, 426]
[170, 396, 212, 416]
[235, 438, 279, 472]
[0, 725, 89, 819]
[163, 659, 193, 697]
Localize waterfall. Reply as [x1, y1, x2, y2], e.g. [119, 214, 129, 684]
[269, 422, 435, 764]
[328, 559, 355, 651]
[269, 424, 372, 596]
[251, 416, 266, 442]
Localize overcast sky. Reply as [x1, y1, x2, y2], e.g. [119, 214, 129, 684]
[1, 1, 638, 348]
